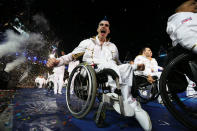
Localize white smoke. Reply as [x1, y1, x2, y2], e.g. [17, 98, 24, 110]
[32, 14, 50, 31]
[0, 23, 45, 73]
[4, 56, 26, 73]
[0, 29, 45, 58]
[19, 67, 31, 82]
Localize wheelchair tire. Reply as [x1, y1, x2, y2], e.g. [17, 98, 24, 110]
[159, 53, 197, 130]
[66, 63, 97, 118]
[47, 81, 54, 91]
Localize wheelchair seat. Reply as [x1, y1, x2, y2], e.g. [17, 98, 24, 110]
[132, 75, 159, 103]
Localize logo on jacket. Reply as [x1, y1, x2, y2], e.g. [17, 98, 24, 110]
[181, 17, 192, 24]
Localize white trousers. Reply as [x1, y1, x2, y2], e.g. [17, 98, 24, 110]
[97, 63, 136, 115]
[53, 73, 64, 94]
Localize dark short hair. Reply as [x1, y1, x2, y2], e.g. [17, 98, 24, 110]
[98, 16, 110, 26]
[99, 19, 110, 23]
[139, 47, 150, 55]
[172, 0, 188, 12]
[163, 0, 187, 16]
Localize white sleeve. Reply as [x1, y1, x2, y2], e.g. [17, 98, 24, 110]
[152, 59, 159, 73]
[71, 39, 89, 54]
[134, 56, 144, 69]
[169, 13, 197, 50]
[134, 56, 148, 76]
[57, 53, 73, 66]
[150, 59, 159, 76]
[113, 44, 122, 65]
[57, 39, 89, 66]
[35, 78, 38, 83]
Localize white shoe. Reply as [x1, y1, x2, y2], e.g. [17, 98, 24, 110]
[58, 92, 62, 94]
[132, 101, 152, 131]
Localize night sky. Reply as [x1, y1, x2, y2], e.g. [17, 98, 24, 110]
[0, 0, 179, 62]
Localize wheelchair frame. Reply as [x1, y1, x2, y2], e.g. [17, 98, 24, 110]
[159, 52, 197, 130]
[65, 62, 126, 126]
[132, 75, 160, 103]
[65, 61, 160, 124]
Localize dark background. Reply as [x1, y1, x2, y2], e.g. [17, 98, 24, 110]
[0, 0, 179, 62]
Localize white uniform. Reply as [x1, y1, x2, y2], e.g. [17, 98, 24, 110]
[46, 74, 55, 89]
[134, 55, 163, 104]
[58, 36, 135, 85]
[47, 74, 54, 83]
[57, 36, 152, 131]
[134, 55, 160, 77]
[167, 12, 197, 52]
[35, 77, 46, 88]
[167, 12, 197, 98]
[53, 65, 65, 94]
[68, 61, 80, 75]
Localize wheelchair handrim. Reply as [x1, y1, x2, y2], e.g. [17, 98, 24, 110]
[66, 64, 97, 118]
[160, 53, 197, 130]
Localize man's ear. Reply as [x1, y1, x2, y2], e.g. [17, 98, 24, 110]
[97, 27, 99, 33]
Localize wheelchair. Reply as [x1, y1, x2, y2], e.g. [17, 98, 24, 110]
[35, 82, 40, 88]
[65, 62, 125, 125]
[132, 75, 160, 104]
[46, 81, 54, 91]
[65, 61, 158, 127]
[159, 49, 197, 130]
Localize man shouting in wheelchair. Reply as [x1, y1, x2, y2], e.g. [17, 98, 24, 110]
[47, 18, 152, 131]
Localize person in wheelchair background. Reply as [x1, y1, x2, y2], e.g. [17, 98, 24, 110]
[166, 0, 197, 93]
[52, 51, 66, 95]
[134, 47, 163, 104]
[46, 73, 55, 91]
[35, 75, 46, 88]
[47, 18, 152, 130]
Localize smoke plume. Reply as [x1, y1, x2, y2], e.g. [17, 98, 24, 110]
[4, 56, 26, 73]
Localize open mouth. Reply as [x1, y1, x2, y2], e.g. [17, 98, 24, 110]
[101, 30, 106, 33]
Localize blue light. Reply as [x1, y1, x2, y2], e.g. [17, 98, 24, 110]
[22, 52, 27, 56]
[33, 56, 37, 61]
[43, 60, 47, 64]
[65, 65, 68, 70]
[159, 54, 167, 58]
[28, 57, 31, 60]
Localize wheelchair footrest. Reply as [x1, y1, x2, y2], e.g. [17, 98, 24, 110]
[103, 93, 118, 104]
[95, 102, 105, 125]
[102, 93, 125, 116]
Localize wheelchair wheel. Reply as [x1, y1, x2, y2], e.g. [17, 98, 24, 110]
[47, 81, 54, 91]
[159, 53, 197, 130]
[66, 63, 97, 118]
